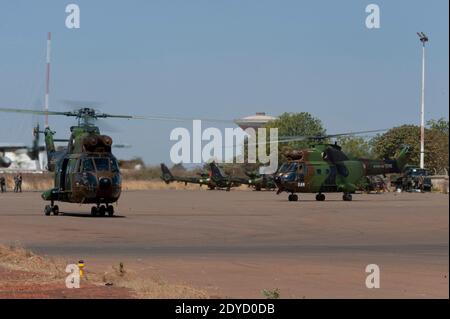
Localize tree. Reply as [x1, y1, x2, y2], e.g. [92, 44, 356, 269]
[371, 122, 449, 174]
[336, 136, 373, 159]
[427, 118, 449, 135]
[263, 112, 326, 162]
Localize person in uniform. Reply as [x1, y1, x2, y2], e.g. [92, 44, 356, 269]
[0, 176, 6, 193]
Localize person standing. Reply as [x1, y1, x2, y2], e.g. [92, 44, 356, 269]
[17, 174, 23, 193]
[0, 176, 6, 193]
[13, 175, 18, 193]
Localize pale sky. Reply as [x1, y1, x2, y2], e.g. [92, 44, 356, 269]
[0, 0, 448, 164]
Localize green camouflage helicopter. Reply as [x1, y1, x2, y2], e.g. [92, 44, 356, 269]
[273, 132, 410, 201]
[160, 163, 210, 187]
[0, 107, 172, 216]
[245, 171, 277, 191]
[208, 162, 251, 191]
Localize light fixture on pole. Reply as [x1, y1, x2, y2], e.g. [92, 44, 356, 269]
[417, 32, 428, 169]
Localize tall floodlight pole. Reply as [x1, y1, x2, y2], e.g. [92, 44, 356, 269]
[44, 32, 52, 128]
[417, 32, 428, 169]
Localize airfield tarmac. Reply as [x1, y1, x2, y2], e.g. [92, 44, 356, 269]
[0, 189, 448, 298]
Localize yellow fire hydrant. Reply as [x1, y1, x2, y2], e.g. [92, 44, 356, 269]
[78, 260, 85, 278]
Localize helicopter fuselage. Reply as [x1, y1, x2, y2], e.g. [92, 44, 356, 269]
[274, 144, 409, 201]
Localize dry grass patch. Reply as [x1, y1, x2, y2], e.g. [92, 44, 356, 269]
[0, 244, 208, 298]
[99, 262, 208, 299]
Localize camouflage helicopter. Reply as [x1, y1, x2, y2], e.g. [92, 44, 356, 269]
[273, 132, 410, 201]
[207, 162, 250, 191]
[160, 163, 210, 187]
[0, 107, 166, 216]
[245, 171, 277, 191]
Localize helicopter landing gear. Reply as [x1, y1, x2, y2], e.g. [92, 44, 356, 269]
[91, 206, 99, 216]
[288, 194, 298, 202]
[91, 204, 114, 217]
[99, 205, 107, 216]
[106, 205, 114, 217]
[316, 193, 326, 201]
[44, 203, 59, 216]
[343, 193, 353, 201]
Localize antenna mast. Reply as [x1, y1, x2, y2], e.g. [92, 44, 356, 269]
[44, 32, 51, 128]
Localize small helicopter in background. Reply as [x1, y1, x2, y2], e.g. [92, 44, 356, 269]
[160, 163, 211, 187]
[245, 171, 277, 191]
[0, 124, 43, 169]
[273, 132, 410, 201]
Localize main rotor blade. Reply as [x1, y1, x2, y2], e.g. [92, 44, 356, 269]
[275, 129, 387, 144]
[0, 107, 72, 116]
[0, 107, 233, 123]
[240, 129, 388, 147]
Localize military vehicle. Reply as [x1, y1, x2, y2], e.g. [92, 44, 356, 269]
[274, 136, 410, 201]
[245, 171, 277, 191]
[160, 163, 210, 187]
[0, 107, 167, 216]
[391, 166, 432, 192]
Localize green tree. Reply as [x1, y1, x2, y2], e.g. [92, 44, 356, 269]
[427, 118, 449, 135]
[371, 122, 449, 174]
[336, 136, 373, 159]
[264, 112, 326, 162]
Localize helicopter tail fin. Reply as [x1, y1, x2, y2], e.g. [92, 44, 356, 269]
[394, 145, 411, 172]
[28, 124, 40, 161]
[160, 163, 174, 184]
[44, 127, 57, 171]
[209, 162, 226, 179]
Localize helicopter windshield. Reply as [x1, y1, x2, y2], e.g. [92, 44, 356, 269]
[279, 163, 298, 173]
[110, 158, 119, 173]
[82, 159, 95, 172]
[94, 158, 110, 171]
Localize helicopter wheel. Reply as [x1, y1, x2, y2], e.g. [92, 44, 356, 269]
[343, 193, 353, 201]
[288, 194, 298, 202]
[44, 205, 52, 216]
[316, 194, 326, 201]
[99, 205, 106, 217]
[91, 206, 99, 217]
[106, 205, 114, 217]
[52, 205, 60, 216]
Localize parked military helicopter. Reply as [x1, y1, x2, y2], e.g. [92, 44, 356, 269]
[207, 162, 251, 191]
[0, 124, 43, 169]
[160, 163, 210, 187]
[0, 107, 171, 216]
[273, 133, 410, 201]
[244, 171, 277, 191]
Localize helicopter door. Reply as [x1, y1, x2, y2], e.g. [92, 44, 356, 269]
[59, 159, 69, 191]
[323, 166, 337, 190]
[64, 159, 77, 192]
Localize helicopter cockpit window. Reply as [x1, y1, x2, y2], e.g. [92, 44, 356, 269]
[82, 159, 95, 172]
[94, 158, 110, 171]
[110, 158, 119, 173]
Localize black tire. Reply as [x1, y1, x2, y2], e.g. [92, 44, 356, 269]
[107, 205, 114, 217]
[91, 206, 98, 217]
[99, 205, 106, 216]
[316, 194, 325, 201]
[292, 194, 298, 201]
[44, 205, 52, 216]
[52, 205, 60, 216]
[343, 194, 353, 201]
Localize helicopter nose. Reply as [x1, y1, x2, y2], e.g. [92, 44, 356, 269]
[99, 177, 112, 189]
